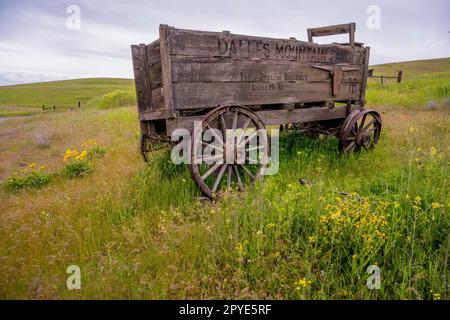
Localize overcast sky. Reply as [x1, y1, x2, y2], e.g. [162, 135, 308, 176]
[0, 0, 449, 85]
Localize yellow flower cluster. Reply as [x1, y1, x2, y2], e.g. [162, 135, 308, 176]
[63, 139, 97, 162]
[295, 277, 312, 290]
[63, 149, 79, 162]
[16, 162, 46, 175]
[63, 149, 87, 162]
[82, 138, 97, 149]
[431, 202, 443, 209]
[319, 193, 388, 249]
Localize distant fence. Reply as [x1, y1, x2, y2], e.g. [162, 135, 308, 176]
[42, 101, 82, 111]
[368, 69, 403, 85]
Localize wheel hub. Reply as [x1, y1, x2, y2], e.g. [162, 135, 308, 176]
[356, 131, 369, 146]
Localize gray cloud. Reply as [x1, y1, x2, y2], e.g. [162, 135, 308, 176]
[0, 0, 448, 85]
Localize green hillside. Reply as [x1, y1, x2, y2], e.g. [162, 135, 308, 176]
[366, 58, 450, 108]
[0, 78, 134, 109]
[370, 57, 450, 80]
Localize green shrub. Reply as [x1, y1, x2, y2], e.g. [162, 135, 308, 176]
[87, 145, 107, 160]
[4, 166, 53, 192]
[96, 90, 136, 109]
[62, 160, 93, 179]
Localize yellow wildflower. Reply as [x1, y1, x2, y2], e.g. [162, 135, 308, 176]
[295, 277, 312, 289]
[431, 203, 443, 209]
[429, 147, 437, 156]
[74, 150, 87, 160]
[82, 138, 97, 149]
[414, 196, 422, 205]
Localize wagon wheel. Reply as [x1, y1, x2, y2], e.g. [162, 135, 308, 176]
[188, 106, 269, 198]
[339, 109, 382, 153]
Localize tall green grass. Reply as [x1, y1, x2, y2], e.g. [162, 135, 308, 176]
[94, 90, 137, 109]
[367, 74, 450, 108]
[2, 119, 447, 299]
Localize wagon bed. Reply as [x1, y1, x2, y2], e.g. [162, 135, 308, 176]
[131, 23, 381, 197]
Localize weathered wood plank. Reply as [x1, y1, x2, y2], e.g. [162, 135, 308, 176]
[169, 28, 365, 65]
[139, 43, 153, 112]
[131, 44, 153, 114]
[149, 61, 162, 88]
[151, 87, 164, 110]
[159, 25, 175, 114]
[172, 79, 362, 110]
[139, 109, 173, 121]
[146, 40, 160, 65]
[359, 47, 370, 106]
[308, 23, 355, 38]
[171, 58, 336, 83]
[165, 105, 361, 135]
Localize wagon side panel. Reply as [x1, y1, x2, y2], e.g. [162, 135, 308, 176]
[168, 28, 367, 110]
[146, 40, 165, 112]
[131, 44, 152, 116]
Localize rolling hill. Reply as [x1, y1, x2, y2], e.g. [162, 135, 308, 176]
[0, 78, 134, 109]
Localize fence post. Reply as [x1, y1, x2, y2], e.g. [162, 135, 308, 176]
[42, 105, 45, 110]
[397, 71, 403, 83]
[78, 101, 81, 108]
[381, 76, 384, 86]
[53, 105, 56, 110]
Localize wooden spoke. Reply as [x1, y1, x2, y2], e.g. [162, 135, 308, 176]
[234, 165, 244, 191]
[198, 154, 223, 164]
[240, 130, 258, 148]
[220, 114, 227, 138]
[237, 117, 252, 145]
[366, 124, 376, 135]
[201, 163, 222, 180]
[362, 119, 375, 132]
[239, 164, 255, 180]
[345, 141, 356, 152]
[227, 165, 232, 188]
[205, 123, 224, 145]
[202, 141, 222, 151]
[360, 113, 368, 128]
[232, 111, 238, 131]
[212, 164, 228, 192]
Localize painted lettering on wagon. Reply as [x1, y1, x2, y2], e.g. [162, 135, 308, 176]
[240, 72, 308, 82]
[217, 38, 354, 63]
[240, 83, 285, 92]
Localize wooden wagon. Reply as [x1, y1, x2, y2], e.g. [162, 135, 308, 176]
[131, 23, 381, 197]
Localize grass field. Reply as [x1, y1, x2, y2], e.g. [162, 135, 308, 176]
[0, 58, 448, 299]
[367, 58, 450, 108]
[0, 78, 134, 112]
